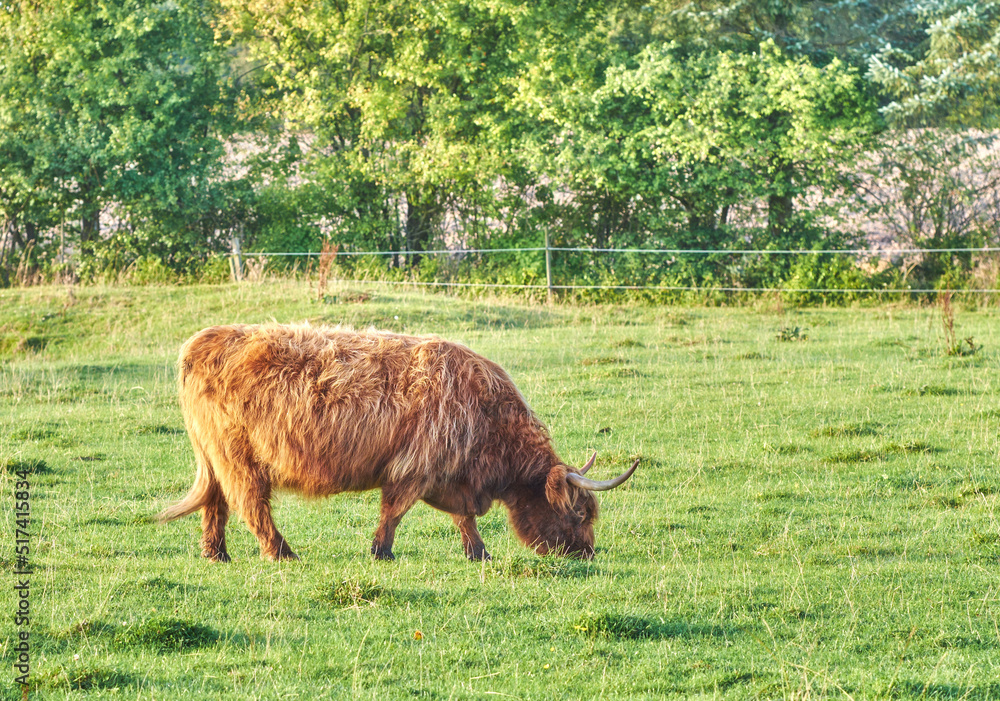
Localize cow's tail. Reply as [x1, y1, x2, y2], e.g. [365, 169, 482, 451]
[157, 459, 214, 523]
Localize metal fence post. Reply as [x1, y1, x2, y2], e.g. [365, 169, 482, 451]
[544, 231, 553, 303]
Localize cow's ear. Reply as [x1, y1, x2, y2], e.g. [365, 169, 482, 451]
[545, 464, 571, 512]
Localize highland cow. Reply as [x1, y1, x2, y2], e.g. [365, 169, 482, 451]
[158, 323, 637, 562]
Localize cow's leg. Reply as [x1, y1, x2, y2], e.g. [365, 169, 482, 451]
[452, 514, 491, 561]
[187, 435, 232, 562]
[200, 472, 231, 563]
[214, 444, 298, 562]
[239, 482, 298, 561]
[371, 486, 418, 561]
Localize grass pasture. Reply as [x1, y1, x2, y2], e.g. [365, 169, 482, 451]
[2, 281, 1000, 699]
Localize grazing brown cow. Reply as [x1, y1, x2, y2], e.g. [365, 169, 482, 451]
[158, 323, 637, 562]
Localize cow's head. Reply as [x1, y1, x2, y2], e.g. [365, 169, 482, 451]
[507, 453, 638, 558]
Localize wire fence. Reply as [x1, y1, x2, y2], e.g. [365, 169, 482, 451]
[231, 238, 1000, 296]
[318, 280, 1000, 294]
[241, 246, 1000, 257]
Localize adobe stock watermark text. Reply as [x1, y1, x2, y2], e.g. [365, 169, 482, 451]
[13, 464, 32, 697]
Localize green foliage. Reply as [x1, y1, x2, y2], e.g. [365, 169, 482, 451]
[198, 254, 233, 285]
[243, 170, 400, 263]
[572, 612, 660, 640]
[220, 0, 525, 259]
[775, 325, 809, 342]
[646, 0, 925, 63]
[539, 39, 878, 244]
[315, 578, 387, 607]
[780, 253, 872, 304]
[131, 256, 177, 286]
[113, 617, 218, 651]
[37, 664, 134, 692]
[0, 0, 994, 296]
[869, 1, 1000, 127]
[247, 182, 328, 258]
[0, 0, 248, 273]
[2, 458, 50, 474]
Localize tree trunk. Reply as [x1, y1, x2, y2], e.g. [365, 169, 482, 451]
[767, 193, 793, 237]
[0, 217, 14, 287]
[404, 188, 439, 268]
[718, 187, 735, 227]
[767, 157, 796, 238]
[675, 192, 718, 234]
[81, 211, 100, 244]
[24, 221, 38, 247]
[4, 216, 22, 253]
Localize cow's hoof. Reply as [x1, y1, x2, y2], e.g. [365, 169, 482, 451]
[203, 549, 231, 563]
[466, 548, 491, 562]
[371, 547, 395, 561]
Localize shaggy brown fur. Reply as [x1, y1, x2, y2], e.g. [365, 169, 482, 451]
[158, 323, 606, 562]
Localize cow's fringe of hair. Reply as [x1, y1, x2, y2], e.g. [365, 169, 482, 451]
[157, 460, 212, 522]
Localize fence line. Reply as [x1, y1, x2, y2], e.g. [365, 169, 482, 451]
[548, 246, 1000, 255]
[243, 247, 545, 257]
[323, 278, 1000, 294]
[240, 245, 1000, 258]
[233, 240, 1000, 296]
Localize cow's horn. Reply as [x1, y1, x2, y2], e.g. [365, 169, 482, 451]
[566, 458, 639, 491]
[579, 451, 597, 475]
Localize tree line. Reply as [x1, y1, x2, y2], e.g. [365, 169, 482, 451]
[2, 0, 999, 293]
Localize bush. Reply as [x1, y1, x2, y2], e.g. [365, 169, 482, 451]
[198, 254, 233, 284]
[130, 256, 176, 285]
[780, 253, 871, 304]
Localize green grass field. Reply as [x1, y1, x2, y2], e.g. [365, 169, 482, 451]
[2, 281, 1000, 699]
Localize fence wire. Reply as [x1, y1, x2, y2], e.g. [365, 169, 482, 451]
[242, 245, 1000, 258]
[322, 279, 1000, 294]
[235, 244, 1000, 294]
